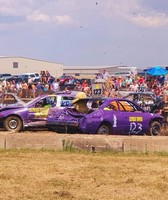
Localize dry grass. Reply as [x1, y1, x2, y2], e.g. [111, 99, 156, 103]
[0, 150, 168, 200]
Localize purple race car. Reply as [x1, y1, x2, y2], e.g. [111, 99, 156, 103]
[0, 93, 75, 132]
[47, 98, 164, 136]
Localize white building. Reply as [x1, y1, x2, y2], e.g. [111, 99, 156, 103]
[64, 65, 137, 78]
[0, 56, 63, 78]
[0, 56, 138, 79]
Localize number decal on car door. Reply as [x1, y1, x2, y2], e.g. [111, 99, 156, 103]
[129, 122, 142, 134]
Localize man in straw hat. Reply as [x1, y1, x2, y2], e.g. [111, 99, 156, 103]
[72, 92, 89, 114]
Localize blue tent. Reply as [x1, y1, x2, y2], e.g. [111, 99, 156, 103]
[147, 66, 168, 76]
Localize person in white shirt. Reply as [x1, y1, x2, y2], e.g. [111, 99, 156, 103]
[125, 76, 133, 88]
[51, 79, 59, 92]
[101, 69, 110, 81]
[129, 81, 139, 92]
[101, 69, 110, 89]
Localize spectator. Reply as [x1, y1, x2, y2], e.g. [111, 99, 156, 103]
[138, 82, 147, 92]
[163, 82, 168, 102]
[36, 82, 43, 90]
[28, 83, 36, 98]
[51, 79, 59, 92]
[129, 81, 139, 92]
[125, 76, 133, 89]
[46, 70, 51, 83]
[81, 80, 87, 91]
[83, 83, 91, 96]
[116, 76, 122, 90]
[1, 85, 6, 97]
[40, 71, 46, 83]
[63, 87, 70, 94]
[44, 83, 50, 91]
[101, 69, 110, 89]
[74, 81, 82, 91]
[19, 81, 28, 98]
[28, 76, 33, 84]
[95, 73, 101, 79]
[103, 89, 110, 97]
[153, 84, 161, 97]
[101, 69, 109, 81]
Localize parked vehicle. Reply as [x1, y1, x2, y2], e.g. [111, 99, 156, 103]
[124, 92, 157, 112]
[48, 75, 55, 84]
[113, 71, 132, 78]
[47, 97, 163, 136]
[150, 96, 165, 114]
[0, 93, 25, 108]
[5, 76, 24, 84]
[58, 75, 76, 85]
[0, 73, 12, 80]
[124, 91, 168, 125]
[0, 93, 75, 132]
[34, 72, 40, 82]
[19, 73, 39, 83]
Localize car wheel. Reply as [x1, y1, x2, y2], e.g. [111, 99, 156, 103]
[97, 124, 112, 135]
[4, 116, 23, 132]
[149, 121, 161, 136]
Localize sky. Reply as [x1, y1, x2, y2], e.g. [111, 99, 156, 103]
[0, 0, 168, 69]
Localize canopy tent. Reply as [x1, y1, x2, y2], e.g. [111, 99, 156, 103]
[147, 66, 168, 76]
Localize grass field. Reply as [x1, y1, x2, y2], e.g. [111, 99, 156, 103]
[0, 149, 168, 200]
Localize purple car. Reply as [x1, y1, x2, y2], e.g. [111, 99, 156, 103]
[0, 93, 75, 132]
[47, 98, 164, 136]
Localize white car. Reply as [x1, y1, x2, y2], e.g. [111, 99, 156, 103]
[34, 73, 40, 81]
[19, 73, 38, 83]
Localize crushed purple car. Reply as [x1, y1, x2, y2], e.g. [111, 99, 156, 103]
[0, 93, 75, 132]
[47, 98, 164, 136]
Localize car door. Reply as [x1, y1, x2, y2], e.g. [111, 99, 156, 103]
[117, 100, 149, 135]
[102, 100, 126, 134]
[28, 96, 57, 126]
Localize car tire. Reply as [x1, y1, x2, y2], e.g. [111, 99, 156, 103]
[4, 116, 23, 132]
[149, 121, 161, 136]
[97, 124, 112, 135]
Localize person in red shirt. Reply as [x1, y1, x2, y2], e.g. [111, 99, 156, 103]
[81, 80, 87, 91]
[138, 76, 144, 85]
[153, 84, 161, 97]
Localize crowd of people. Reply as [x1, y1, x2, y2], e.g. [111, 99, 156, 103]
[95, 69, 168, 101]
[0, 70, 59, 98]
[0, 69, 168, 102]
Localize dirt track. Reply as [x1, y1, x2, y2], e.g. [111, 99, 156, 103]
[0, 126, 168, 136]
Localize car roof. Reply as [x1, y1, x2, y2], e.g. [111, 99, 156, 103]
[127, 91, 154, 94]
[124, 92, 155, 96]
[20, 73, 36, 76]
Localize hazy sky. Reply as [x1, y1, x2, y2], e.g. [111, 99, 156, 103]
[0, 0, 168, 68]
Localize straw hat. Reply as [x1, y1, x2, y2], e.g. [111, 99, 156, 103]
[72, 92, 87, 104]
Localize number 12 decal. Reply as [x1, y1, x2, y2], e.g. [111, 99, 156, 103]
[129, 122, 142, 134]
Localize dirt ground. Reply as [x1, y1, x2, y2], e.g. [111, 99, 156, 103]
[0, 149, 168, 200]
[160, 124, 168, 136]
[0, 127, 168, 200]
[23, 125, 168, 136]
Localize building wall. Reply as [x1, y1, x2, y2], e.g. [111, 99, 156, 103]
[63, 65, 137, 78]
[0, 57, 138, 80]
[0, 57, 63, 78]
[63, 65, 108, 78]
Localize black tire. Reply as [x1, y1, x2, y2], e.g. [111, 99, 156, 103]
[97, 124, 112, 135]
[149, 121, 161, 136]
[4, 116, 23, 132]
